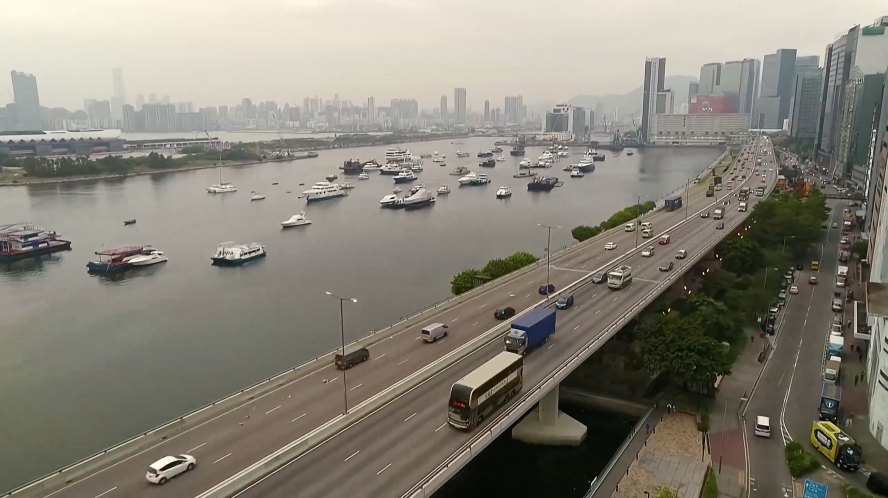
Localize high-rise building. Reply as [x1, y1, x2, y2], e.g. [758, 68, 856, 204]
[484, 100, 490, 122]
[835, 69, 885, 186]
[569, 107, 586, 141]
[111, 67, 126, 121]
[504, 96, 522, 125]
[440, 95, 447, 123]
[694, 59, 759, 114]
[454, 87, 466, 124]
[641, 57, 667, 143]
[10, 70, 42, 130]
[789, 66, 823, 139]
[367, 96, 376, 124]
[121, 104, 137, 132]
[84, 99, 112, 126]
[517, 95, 524, 122]
[135, 93, 144, 111]
[688, 82, 699, 110]
[756, 49, 798, 129]
[738, 58, 761, 115]
[699, 63, 721, 95]
[545, 105, 570, 133]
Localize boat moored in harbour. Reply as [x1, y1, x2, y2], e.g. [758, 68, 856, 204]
[393, 169, 417, 183]
[0, 224, 72, 261]
[362, 160, 382, 172]
[384, 147, 410, 163]
[479, 158, 496, 168]
[302, 182, 348, 202]
[477, 151, 493, 158]
[281, 211, 312, 227]
[437, 185, 451, 194]
[519, 159, 532, 169]
[402, 187, 436, 209]
[379, 163, 403, 175]
[358, 172, 370, 180]
[570, 168, 585, 178]
[211, 242, 267, 266]
[449, 165, 470, 176]
[126, 249, 168, 266]
[496, 186, 512, 198]
[513, 170, 534, 178]
[341, 159, 364, 174]
[458, 172, 491, 186]
[379, 194, 404, 208]
[456, 151, 470, 158]
[87, 246, 148, 273]
[527, 176, 560, 191]
[207, 183, 237, 194]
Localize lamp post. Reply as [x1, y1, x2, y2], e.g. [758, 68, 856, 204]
[325, 291, 358, 415]
[685, 178, 691, 220]
[635, 195, 642, 248]
[537, 224, 561, 297]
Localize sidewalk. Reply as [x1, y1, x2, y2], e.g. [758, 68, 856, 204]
[590, 407, 664, 498]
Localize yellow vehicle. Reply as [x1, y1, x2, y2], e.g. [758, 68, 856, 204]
[811, 260, 820, 271]
[810, 421, 862, 471]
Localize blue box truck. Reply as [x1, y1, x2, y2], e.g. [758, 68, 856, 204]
[819, 383, 842, 422]
[665, 195, 682, 212]
[504, 308, 557, 355]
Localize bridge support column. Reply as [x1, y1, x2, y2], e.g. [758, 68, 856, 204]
[511, 386, 587, 446]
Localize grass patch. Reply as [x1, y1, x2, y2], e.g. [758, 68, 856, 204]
[702, 468, 718, 498]
[784, 441, 820, 477]
[843, 485, 874, 498]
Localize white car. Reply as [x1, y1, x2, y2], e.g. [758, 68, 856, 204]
[146, 454, 197, 485]
[641, 246, 655, 257]
[789, 285, 799, 295]
[605, 242, 617, 250]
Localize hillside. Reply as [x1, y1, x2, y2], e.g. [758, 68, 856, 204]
[568, 75, 697, 119]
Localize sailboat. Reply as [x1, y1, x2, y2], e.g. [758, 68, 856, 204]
[250, 164, 265, 201]
[206, 146, 236, 193]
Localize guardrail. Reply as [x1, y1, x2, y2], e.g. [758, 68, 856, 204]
[200, 156, 755, 497]
[583, 406, 655, 498]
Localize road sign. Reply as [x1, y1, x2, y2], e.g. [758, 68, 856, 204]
[803, 479, 828, 498]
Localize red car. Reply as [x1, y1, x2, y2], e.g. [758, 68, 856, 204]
[809, 276, 818, 285]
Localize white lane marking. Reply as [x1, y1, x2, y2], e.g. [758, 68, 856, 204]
[525, 294, 531, 298]
[435, 422, 447, 432]
[291, 413, 307, 423]
[479, 303, 487, 308]
[265, 405, 281, 415]
[376, 353, 386, 360]
[344, 450, 360, 462]
[349, 383, 363, 391]
[612, 297, 618, 302]
[573, 325, 580, 331]
[595, 310, 601, 315]
[94, 487, 117, 498]
[212, 452, 232, 464]
[377, 463, 392, 476]
[414, 336, 422, 341]
[472, 321, 479, 326]
[592, 293, 598, 298]
[404, 412, 417, 422]
[398, 359, 409, 366]
[187, 442, 206, 453]
[452, 316, 460, 322]
[327, 376, 339, 383]
[547, 344, 555, 350]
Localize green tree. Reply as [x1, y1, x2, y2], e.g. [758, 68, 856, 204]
[717, 237, 765, 275]
[450, 269, 481, 295]
[685, 295, 740, 343]
[636, 314, 732, 387]
[482, 258, 513, 279]
[851, 241, 867, 260]
[571, 225, 599, 242]
[505, 251, 537, 268]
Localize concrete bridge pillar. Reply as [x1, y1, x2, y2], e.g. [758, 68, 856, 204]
[512, 386, 587, 446]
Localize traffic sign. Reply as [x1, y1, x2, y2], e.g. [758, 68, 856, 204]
[803, 479, 828, 498]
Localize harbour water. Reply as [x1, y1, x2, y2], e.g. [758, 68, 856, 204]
[0, 137, 720, 490]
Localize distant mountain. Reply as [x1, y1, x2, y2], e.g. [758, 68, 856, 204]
[568, 75, 697, 120]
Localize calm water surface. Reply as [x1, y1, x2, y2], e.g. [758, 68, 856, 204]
[0, 137, 719, 490]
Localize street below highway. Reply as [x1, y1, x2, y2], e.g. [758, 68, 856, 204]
[37, 149, 756, 498]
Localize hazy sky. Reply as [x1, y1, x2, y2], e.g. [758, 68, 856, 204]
[1, 0, 885, 110]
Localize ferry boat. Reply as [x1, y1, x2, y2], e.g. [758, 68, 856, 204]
[341, 159, 364, 174]
[302, 182, 348, 202]
[379, 163, 403, 175]
[211, 242, 267, 266]
[458, 172, 491, 186]
[0, 223, 72, 261]
[479, 158, 496, 168]
[527, 176, 559, 192]
[384, 147, 410, 163]
[496, 186, 512, 198]
[449, 165, 470, 176]
[87, 246, 148, 273]
[477, 151, 494, 158]
[393, 169, 417, 183]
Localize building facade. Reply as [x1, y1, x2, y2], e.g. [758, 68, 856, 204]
[699, 63, 721, 95]
[10, 70, 42, 131]
[648, 113, 750, 146]
[453, 88, 466, 125]
[545, 105, 570, 133]
[789, 67, 824, 139]
[641, 57, 667, 143]
[0, 129, 125, 157]
[756, 49, 798, 129]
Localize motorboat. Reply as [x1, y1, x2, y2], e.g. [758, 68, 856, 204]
[341, 159, 364, 174]
[513, 170, 535, 178]
[527, 176, 559, 191]
[449, 165, 470, 176]
[87, 246, 147, 273]
[437, 185, 451, 195]
[393, 169, 417, 183]
[492, 146, 503, 153]
[496, 156, 506, 162]
[410, 163, 424, 172]
[407, 184, 425, 196]
[358, 172, 370, 180]
[575, 159, 596, 173]
[379, 163, 403, 175]
[519, 159, 532, 169]
[123, 219, 136, 226]
[362, 161, 382, 172]
[325, 173, 338, 182]
[340, 182, 356, 189]
[456, 151, 470, 158]
[281, 211, 312, 227]
[570, 168, 585, 178]
[627, 150, 635, 156]
[207, 183, 237, 193]
[302, 182, 348, 202]
[496, 186, 512, 198]
[250, 191, 266, 201]
[402, 187, 436, 209]
[557, 151, 569, 158]
[379, 194, 404, 208]
[126, 249, 168, 266]
[538, 151, 554, 161]
[432, 156, 446, 163]
[211, 242, 267, 266]
[535, 160, 553, 168]
[477, 151, 493, 158]
[590, 148, 606, 161]
[0, 224, 72, 261]
[479, 158, 496, 168]
[401, 155, 424, 169]
[458, 172, 491, 186]
[384, 147, 410, 163]
[439, 162, 446, 167]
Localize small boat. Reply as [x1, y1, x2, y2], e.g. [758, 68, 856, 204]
[250, 191, 266, 201]
[432, 156, 446, 163]
[627, 150, 635, 156]
[379, 163, 403, 175]
[557, 151, 569, 158]
[527, 176, 559, 191]
[393, 169, 417, 183]
[419, 153, 432, 158]
[272, 182, 279, 185]
[492, 146, 503, 153]
[513, 170, 535, 178]
[362, 161, 382, 172]
[477, 151, 493, 158]
[402, 187, 436, 209]
[496, 156, 506, 162]
[456, 151, 470, 158]
[437, 185, 451, 195]
[211, 242, 266, 266]
[575, 160, 596, 173]
[570, 168, 585, 178]
[126, 249, 168, 266]
[358, 172, 370, 180]
[207, 183, 237, 194]
[539, 151, 554, 161]
[325, 174, 338, 181]
[519, 159, 532, 169]
[496, 186, 512, 198]
[410, 163, 424, 171]
[87, 246, 147, 273]
[123, 219, 136, 226]
[379, 194, 404, 208]
[458, 172, 491, 186]
[341, 159, 364, 174]
[449, 166, 470, 176]
[439, 162, 446, 167]
[340, 182, 356, 189]
[281, 211, 312, 228]
[479, 158, 496, 168]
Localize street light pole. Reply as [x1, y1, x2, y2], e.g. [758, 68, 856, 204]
[325, 291, 358, 415]
[685, 178, 691, 220]
[635, 195, 641, 248]
[537, 224, 560, 297]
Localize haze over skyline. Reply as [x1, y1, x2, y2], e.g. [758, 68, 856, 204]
[2, 0, 885, 110]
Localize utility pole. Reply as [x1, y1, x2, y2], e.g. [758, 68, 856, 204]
[537, 224, 560, 296]
[325, 291, 358, 415]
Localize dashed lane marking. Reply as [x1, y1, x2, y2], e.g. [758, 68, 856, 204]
[94, 487, 117, 498]
[376, 353, 386, 360]
[479, 303, 487, 308]
[349, 383, 363, 391]
[472, 322, 479, 326]
[212, 453, 232, 464]
[344, 450, 360, 462]
[377, 463, 392, 476]
[595, 310, 601, 315]
[291, 413, 307, 423]
[573, 325, 580, 331]
[398, 359, 409, 366]
[404, 412, 417, 422]
[187, 443, 206, 453]
[547, 344, 555, 350]
[435, 422, 447, 432]
[265, 405, 281, 415]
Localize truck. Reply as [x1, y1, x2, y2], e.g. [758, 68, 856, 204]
[504, 308, 557, 355]
[819, 382, 842, 422]
[713, 208, 724, 220]
[811, 421, 862, 471]
[824, 356, 842, 384]
[738, 201, 748, 212]
[836, 265, 848, 287]
[713, 175, 722, 186]
[664, 195, 682, 211]
[755, 186, 765, 197]
[738, 187, 750, 201]
[828, 335, 845, 357]
[776, 175, 787, 189]
[706, 184, 715, 197]
[842, 209, 854, 230]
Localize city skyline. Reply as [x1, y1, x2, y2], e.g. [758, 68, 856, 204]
[1, 0, 884, 110]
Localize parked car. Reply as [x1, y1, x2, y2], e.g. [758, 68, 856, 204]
[605, 241, 617, 250]
[789, 285, 799, 294]
[494, 306, 516, 320]
[539, 283, 555, 295]
[675, 249, 688, 259]
[659, 261, 674, 272]
[555, 294, 575, 310]
[641, 246, 655, 257]
[591, 273, 606, 284]
[146, 454, 197, 485]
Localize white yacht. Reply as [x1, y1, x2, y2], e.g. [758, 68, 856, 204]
[513, 170, 535, 178]
[557, 150, 569, 158]
[519, 159, 532, 169]
[496, 186, 512, 198]
[432, 156, 446, 163]
[250, 191, 266, 201]
[211, 242, 267, 266]
[126, 249, 168, 266]
[281, 211, 312, 228]
[379, 194, 403, 208]
[362, 162, 382, 172]
[207, 183, 237, 193]
[358, 172, 370, 180]
[384, 147, 409, 163]
[410, 163, 424, 172]
[393, 169, 417, 183]
[402, 187, 436, 208]
[496, 155, 506, 162]
[340, 182, 356, 189]
[456, 151, 470, 158]
[539, 151, 554, 161]
[458, 172, 491, 186]
[570, 168, 585, 178]
[379, 163, 403, 175]
[437, 185, 451, 194]
[302, 182, 348, 202]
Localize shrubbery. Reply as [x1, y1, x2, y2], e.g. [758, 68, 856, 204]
[572, 201, 656, 242]
[784, 441, 820, 477]
[450, 251, 539, 295]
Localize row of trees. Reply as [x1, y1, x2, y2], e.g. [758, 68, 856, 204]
[450, 252, 538, 295]
[628, 188, 827, 392]
[571, 201, 657, 242]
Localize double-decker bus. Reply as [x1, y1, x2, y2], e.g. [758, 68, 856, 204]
[448, 352, 524, 431]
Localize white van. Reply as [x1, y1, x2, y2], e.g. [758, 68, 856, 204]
[641, 228, 653, 238]
[640, 222, 653, 231]
[754, 416, 771, 437]
[624, 222, 636, 232]
[658, 234, 671, 245]
[420, 323, 449, 343]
